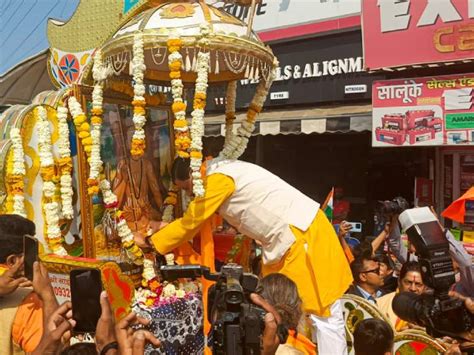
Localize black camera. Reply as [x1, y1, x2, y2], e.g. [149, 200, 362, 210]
[394, 207, 473, 339]
[160, 263, 288, 355]
[378, 196, 409, 216]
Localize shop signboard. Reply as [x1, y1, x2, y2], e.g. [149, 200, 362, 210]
[220, 0, 360, 39]
[372, 73, 474, 147]
[206, 31, 385, 110]
[362, 0, 474, 69]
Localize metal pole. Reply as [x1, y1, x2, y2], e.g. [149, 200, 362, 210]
[246, 0, 257, 38]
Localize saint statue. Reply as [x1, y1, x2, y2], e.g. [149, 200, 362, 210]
[113, 156, 163, 233]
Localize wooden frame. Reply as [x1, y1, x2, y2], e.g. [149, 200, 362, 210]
[73, 84, 175, 259]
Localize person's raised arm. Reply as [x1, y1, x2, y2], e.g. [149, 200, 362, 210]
[149, 174, 235, 255]
[387, 215, 410, 263]
[371, 222, 392, 256]
[32, 262, 58, 329]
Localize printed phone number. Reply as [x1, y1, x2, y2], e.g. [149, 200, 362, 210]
[54, 287, 71, 298]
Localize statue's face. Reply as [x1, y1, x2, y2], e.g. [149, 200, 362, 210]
[175, 178, 193, 196]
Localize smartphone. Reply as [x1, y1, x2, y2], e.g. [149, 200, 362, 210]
[23, 235, 38, 281]
[70, 268, 102, 333]
[347, 222, 362, 233]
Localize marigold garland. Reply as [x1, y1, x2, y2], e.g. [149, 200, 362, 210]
[224, 81, 237, 145]
[162, 187, 178, 223]
[68, 97, 92, 157]
[219, 61, 278, 160]
[7, 128, 26, 217]
[37, 106, 68, 256]
[167, 34, 190, 159]
[130, 33, 147, 158]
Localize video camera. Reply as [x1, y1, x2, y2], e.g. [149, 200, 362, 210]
[377, 196, 409, 217]
[160, 263, 288, 355]
[393, 207, 473, 339]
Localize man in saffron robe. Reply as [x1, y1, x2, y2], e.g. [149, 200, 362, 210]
[136, 158, 353, 354]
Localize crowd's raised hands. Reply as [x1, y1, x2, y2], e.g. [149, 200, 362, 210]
[0, 256, 31, 296]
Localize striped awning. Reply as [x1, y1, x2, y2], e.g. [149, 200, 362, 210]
[204, 104, 373, 137]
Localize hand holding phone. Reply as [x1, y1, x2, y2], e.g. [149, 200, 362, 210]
[70, 269, 102, 333]
[23, 235, 39, 281]
[347, 222, 362, 233]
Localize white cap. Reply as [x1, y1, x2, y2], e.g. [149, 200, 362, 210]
[398, 207, 437, 231]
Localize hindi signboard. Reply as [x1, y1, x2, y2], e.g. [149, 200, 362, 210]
[372, 74, 474, 147]
[362, 0, 474, 69]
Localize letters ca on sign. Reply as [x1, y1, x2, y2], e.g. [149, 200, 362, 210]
[378, 0, 474, 54]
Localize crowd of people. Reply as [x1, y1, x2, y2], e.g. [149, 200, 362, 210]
[0, 157, 473, 355]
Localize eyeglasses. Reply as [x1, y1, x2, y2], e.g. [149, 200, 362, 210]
[361, 267, 381, 275]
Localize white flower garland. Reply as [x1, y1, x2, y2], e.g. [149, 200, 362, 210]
[57, 104, 74, 219]
[10, 128, 26, 176]
[9, 128, 26, 217]
[13, 195, 26, 217]
[88, 50, 111, 195]
[99, 179, 118, 207]
[38, 107, 55, 169]
[219, 63, 277, 160]
[224, 81, 237, 145]
[162, 204, 174, 223]
[98, 180, 143, 264]
[89, 51, 105, 184]
[190, 51, 210, 197]
[37, 106, 67, 256]
[130, 32, 147, 158]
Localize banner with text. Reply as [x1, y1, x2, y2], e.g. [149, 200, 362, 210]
[372, 74, 474, 147]
[362, 0, 474, 69]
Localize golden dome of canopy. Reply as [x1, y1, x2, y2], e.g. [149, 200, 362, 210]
[97, 1, 275, 84]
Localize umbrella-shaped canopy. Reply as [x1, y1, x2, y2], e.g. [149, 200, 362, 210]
[82, 0, 275, 85]
[441, 186, 474, 224]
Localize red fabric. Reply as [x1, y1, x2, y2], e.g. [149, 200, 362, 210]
[442, 186, 474, 223]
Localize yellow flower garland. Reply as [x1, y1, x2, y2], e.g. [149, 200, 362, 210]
[167, 36, 190, 159]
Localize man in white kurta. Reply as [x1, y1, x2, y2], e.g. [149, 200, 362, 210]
[147, 158, 353, 354]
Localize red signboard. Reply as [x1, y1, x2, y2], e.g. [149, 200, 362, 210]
[372, 73, 474, 147]
[362, 0, 474, 70]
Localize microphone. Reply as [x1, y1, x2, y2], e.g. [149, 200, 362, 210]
[392, 292, 425, 326]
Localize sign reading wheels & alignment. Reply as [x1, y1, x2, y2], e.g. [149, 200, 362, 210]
[372, 74, 474, 147]
[362, 0, 474, 69]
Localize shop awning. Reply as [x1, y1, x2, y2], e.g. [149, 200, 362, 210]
[204, 104, 372, 137]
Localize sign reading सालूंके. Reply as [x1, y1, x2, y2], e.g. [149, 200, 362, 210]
[372, 74, 474, 147]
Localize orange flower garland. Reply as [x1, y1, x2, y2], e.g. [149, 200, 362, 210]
[168, 34, 190, 159]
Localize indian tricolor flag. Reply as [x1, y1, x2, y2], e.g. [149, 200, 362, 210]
[322, 187, 334, 222]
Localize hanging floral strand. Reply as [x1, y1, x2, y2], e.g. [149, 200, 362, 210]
[190, 51, 210, 197]
[168, 32, 190, 158]
[37, 106, 67, 256]
[220, 60, 278, 160]
[98, 180, 144, 264]
[224, 81, 237, 145]
[57, 102, 74, 219]
[68, 97, 93, 157]
[7, 128, 27, 217]
[88, 50, 111, 195]
[162, 187, 178, 223]
[130, 32, 147, 158]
